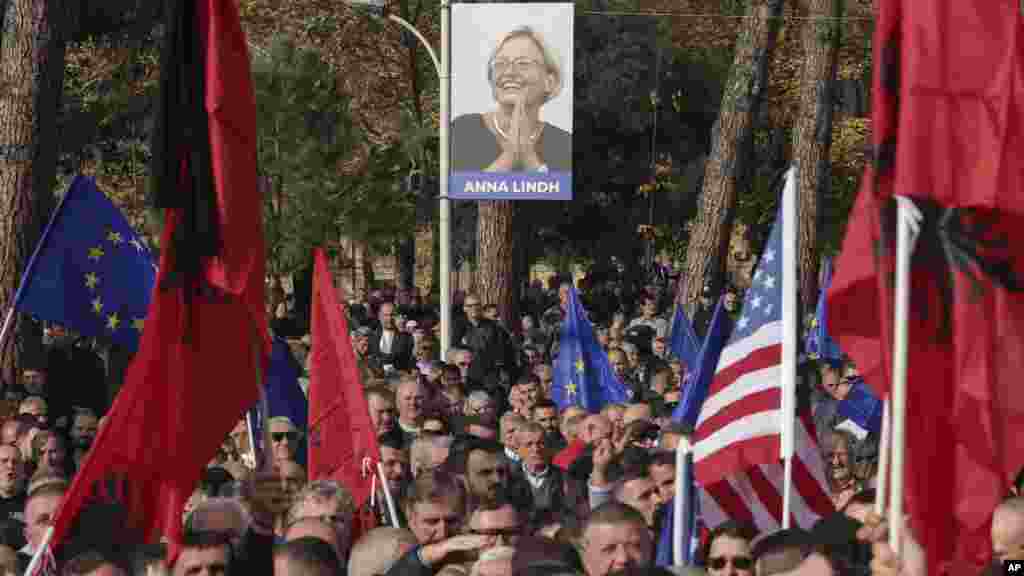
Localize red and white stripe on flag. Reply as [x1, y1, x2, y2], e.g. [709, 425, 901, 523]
[692, 320, 833, 532]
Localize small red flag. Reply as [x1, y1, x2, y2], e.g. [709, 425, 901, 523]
[48, 0, 267, 557]
[828, 2, 1024, 572]
[308, 249, 380, 506]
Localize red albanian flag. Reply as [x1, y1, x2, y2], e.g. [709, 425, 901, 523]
[827, 1, 1024, 572]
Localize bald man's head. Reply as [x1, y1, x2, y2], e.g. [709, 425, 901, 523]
[993, 497, 1024, 563]
[347, 527, 418, 576]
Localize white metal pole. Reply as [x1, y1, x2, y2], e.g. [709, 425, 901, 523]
[673, 437, 691, 566]
[387, 15, 441, 76]
[438, 0, 452, 360]
[890, 196, 920, 558]
[25, 526, 54, 575]
[780, 166, 799, 529]
[0, 308, 16, 356]
[245, 410, 259, 469]
[875, 398, 890, 517]
[376, 461, 401, 528]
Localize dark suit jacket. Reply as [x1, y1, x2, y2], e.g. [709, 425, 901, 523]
[453, 318, 516, 384]
[368, 329, 414, 371]
[509, 464, 588, 527]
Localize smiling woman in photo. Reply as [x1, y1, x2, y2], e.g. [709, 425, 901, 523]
[451, 26, 571, 173]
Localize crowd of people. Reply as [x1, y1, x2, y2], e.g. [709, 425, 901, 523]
[0, 275, 1021, 576]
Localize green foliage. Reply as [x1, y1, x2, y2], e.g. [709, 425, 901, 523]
[339, 144, 417, 255]
[252, 37, 361, 277]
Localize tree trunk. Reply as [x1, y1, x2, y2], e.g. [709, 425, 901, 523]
[0, 0, 74, 386]
[679, 0, 784, 314]
[397, 236, 415, 291]
[476, 200, 514, 325]
[793, 0, 842, 303]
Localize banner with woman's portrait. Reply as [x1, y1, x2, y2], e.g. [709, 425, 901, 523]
[450, 3, 573, 200]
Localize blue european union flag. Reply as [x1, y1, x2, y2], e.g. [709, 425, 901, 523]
[13, 176, 156, 351]
[805, 257, 843, 363]
[250, 337, 309, 465]
[552, 287, 629, 412]
[669, 305, 700, 371]
[836, 377, 882, 437]
[673, 299, 730, 427]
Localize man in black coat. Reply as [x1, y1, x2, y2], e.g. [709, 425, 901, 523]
[452, 294, 516, 387]
[367, 302, 415, 373]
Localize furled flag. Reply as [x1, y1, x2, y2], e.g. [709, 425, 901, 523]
[669, 304, 701, 373]
[826, 2, 1024, 571]
[552, 286, 630, 412]
[308, 248, 380, 507]
[13, 176, 156, 351]
[673, 300, 730, 427]
[655, 452, 698, 567]
[656, 301, 730, 567]
[41, 0, 268, 565]
[804, 257, 842, 363]
[248, 337, 309, 467]
[692, 201, 833, 532]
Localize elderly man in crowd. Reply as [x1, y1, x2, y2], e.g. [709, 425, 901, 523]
[267, 417, 302, 465]
[580, 502, 653, 576]
[285, 480, 356, 560]
[396, 377, 428, 445]
[366, 385, 398, 438]
[386, 470, 495, 576]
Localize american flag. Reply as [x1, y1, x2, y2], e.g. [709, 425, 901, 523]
[691, 196, 834, 532]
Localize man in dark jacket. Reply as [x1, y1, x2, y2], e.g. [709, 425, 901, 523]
[368, 302, 414, 372]
[452, 294, 516, 387]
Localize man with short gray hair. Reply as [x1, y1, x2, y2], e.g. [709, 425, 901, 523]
[580, 502, 652, 576]
[347, 527, 418, 576]
[410, 434, 454, 477]
[287, 479, 357, 555]
[188, 497, 251, 551]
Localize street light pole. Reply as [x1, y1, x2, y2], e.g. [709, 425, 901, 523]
[351, 0, 451, 359]
[438, 0, 452, 361]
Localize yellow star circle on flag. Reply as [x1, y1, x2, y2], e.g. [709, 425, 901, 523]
[91, 297, 103, 315]
[84, 272, 99, 290]
[566, 381, 578, 398]
[106, 231, 124, 245]
[106, 313, 120, 330]
[575, 357, 585, 373]
[132, 317, 145, 333]
[87, 246, 105, 261]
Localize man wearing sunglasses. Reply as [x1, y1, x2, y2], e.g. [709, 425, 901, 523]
[268, 417, 302, 464]
[704, 522, 756, 576]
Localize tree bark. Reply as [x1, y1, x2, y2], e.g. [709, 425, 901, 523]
[679, 0, 784, 315]
[476, 200, 514, 325]
[793, 0, 842, 303]
[0, 0, 75, 386]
